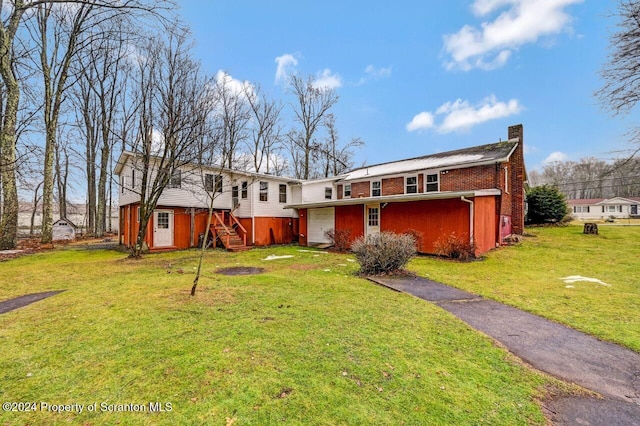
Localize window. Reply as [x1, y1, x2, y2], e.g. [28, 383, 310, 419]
[121, 176, 125, 194]
[607, 205, 617, 213]
[205, 174, 214, 192]
[573, 206, 590, 213]
[344, 183, 351, 198]
[131, 169, 136, 189]
[406, 176, 418, 194]
[279, 184, 287, 203]
[215, 175, 223, 193]
[232, 186, 239, 208]
[368, 207, 379, 227]
[426, 173, 439, 192]
[371, 181, 381, 197]
[168, 169, 181, 189]
[325, 187, 332, 200]
[241, 181, 248, 199]
[259, 181, 268, 201]
[157, 211, 169, 229]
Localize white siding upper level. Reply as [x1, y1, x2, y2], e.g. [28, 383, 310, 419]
[115, 152, 300, 218]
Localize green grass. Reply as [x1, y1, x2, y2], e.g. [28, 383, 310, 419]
[0, 245, 556, 425]
[410, 225, 640, 352]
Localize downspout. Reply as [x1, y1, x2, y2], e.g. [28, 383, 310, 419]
[251, 179, 255, 245]
[461, 196, 474, 246]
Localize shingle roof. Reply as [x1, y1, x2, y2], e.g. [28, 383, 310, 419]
[339, 140, 518, 181]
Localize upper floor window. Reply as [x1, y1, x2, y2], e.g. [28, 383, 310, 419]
[259, 181, 268, 201]
[205, 174, 214, 192]
[279, 184, 287, 203]
[325, 187, 332, 200]
[425, 173, 439, 192]
[241, 181, 248, 199]
[131, 169, 136, 189]
[406, 176, 418, 194]
[168, 169, 181, 189]
[215, 175, 223, 193]
[371, 181, 381, 197]
[344, 183, 351, 198]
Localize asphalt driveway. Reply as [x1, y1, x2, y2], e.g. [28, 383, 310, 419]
[369, 276, 640, 425]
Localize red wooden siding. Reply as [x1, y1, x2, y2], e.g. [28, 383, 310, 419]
[253, 217, 298, 246]
[473, 196, 498, 254]
[334, 204, 365, 245]
[298, 209, 308, 246]
[380, 199, 470, 254]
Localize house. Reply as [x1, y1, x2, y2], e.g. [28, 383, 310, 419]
[114, 152, 302, 251]
[287, 124, 527, 256]
[115, 124, 526, 256]
[568, 197, 640, 220]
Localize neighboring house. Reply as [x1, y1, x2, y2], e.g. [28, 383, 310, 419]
[568, 197, 640, 220]
[287, 124, 527, 256]
[17, 202, 118, 236]
[114, 152, 302, 251]
[115, 124, 526, 256]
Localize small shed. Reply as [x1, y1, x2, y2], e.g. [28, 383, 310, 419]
[52, 218, 77, 241]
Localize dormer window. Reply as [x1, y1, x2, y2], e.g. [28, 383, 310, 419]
[325, 187, 333, 200]
[371, 181, 381, 197]
[344, 183, 351, 198]
[426, 173, 439, 192]
[406, 176, 418, 194]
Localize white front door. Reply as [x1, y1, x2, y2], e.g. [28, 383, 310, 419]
[365, 204, 380, 237]
[153, 210, 173, 247]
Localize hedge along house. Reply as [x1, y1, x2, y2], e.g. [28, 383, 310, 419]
[286, 124, 527, 256]
[115, 151, 302, 252]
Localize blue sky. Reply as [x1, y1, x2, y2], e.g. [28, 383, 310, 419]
[177, 0, 632, 172]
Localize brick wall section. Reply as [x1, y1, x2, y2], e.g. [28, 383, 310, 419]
[440, 164, 498, 192]
[382, 177, 404, 196]
[508, 124, 525, 234]
[337, 184, 343, 200]
[351, 181, 370, 198]
[418, 173, 424, 193]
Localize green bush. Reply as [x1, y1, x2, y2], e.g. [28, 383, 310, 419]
[351, 232, 416, 275]
[526, 185, 570, 225]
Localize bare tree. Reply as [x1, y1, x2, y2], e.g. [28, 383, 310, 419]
[211, 71, 251, 169]
[127, 30, 215, 258]
[287, 74, 338, 179]
[318, 113, 364, 177]
[244, 84, 283, 173]
[597, 0, 640, 158]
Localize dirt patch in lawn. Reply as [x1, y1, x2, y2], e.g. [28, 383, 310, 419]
[216, 266, 265, 276]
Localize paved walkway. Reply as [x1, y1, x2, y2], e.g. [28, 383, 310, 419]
[369, 276, 640, 425]
[0, 291, 65, 314]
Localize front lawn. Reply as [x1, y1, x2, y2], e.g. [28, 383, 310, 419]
[410, 225, 640, 352]
[0, 245, 555, 425]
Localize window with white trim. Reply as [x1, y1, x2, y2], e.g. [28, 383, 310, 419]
[168, 169, 181, 189]
[241, 181, 248, 199]
[131, 169, 136, 189]
[259, 181, 268, 202]
[425, 173, 439, 192]
[205, 174, 214, 192]
[215, 175, 223, 193]
[325, 187, 332, 200]
[343, 183, 351, 198]
[406, 176, 418, 194]
[371, 181, 381, 197]
[573, 206, 590, 213]
[279, 184, 287, 203]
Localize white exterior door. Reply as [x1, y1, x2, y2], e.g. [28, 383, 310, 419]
[308, 207, 335, 245]
[365, 204, 380, 237]
[153, 210, 173, 247]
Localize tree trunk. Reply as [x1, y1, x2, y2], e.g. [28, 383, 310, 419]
[41, 126, 56, 243]
[0, 83, 20, 250]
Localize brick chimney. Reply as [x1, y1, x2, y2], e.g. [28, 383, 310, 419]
[508, 124, 525, 235]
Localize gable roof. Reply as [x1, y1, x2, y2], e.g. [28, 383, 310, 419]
[338, 140, 519, 182]
[567, 197, 640, 205]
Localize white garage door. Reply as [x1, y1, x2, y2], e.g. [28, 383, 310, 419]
[307, 207, 335, 245]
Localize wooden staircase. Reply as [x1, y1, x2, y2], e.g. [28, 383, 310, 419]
[211, 211, 250, 252]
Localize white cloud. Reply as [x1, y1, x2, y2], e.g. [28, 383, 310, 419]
[407, 95, 522, 133]
[216, 70, 253, 99]
[312, 68, 342, 90]
[544, 151, 569, 163]
[365, 64, 392, 79]
[275, 53, 298, 84]
[443, 0, 583, 71]
[406, 112, 435, 132]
